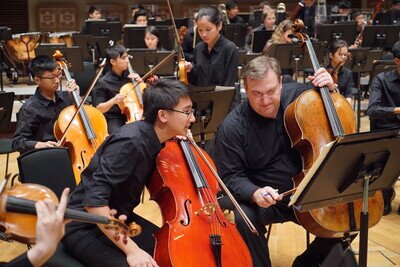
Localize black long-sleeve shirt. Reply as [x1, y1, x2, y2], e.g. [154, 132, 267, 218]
[0, 253, 33, 267]
[327, 64, 355, 98]
[12, 88, 72, 153]
[367, 69, 400, 130]
[213, 83, 310, 204]
[189, 35, 238, 87]
[66, 121, 162, 232]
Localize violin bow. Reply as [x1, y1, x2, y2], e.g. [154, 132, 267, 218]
[187, 137, 259, 235]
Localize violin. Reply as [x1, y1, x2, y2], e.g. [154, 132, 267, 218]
[328, 52, 350, 85]
[148, 138, 254, 266]
[118, 60, 147, 123]
[166, 0, 189, 84]
[52, 51, 108, 183]
[284, 20, 383, 238]
[0, 182, 140, 244]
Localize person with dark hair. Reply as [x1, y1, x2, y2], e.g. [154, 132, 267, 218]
[133, 9, 148, 26]
[337, 1, 352, 22]
[367, 40, 400, 215]
[62, 79, 195, 267]
[144, 26, 164, 50]
[185, 6, 239, 88]
[213, 55, 354, 267]
[225, 0, 244, 24]
[327, 40, 355, 103]
[12, 55, 78, 153]
[81, 6, 102, 33]
[92, 44, 144, 133]
[128, 3, 145, 24]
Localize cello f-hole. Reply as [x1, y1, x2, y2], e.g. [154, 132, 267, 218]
[180, 199, 192, 226]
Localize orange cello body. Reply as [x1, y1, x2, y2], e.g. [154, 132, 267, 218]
[148, 140, 252, 267]
[54, 104, 108, 184]
[284, 90, 383, 238]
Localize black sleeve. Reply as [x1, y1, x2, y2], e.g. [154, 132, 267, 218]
[0, 253, 34, 267]
[188, 45, 199, 85]
[92, 79, 109, 107]
[221, 44, 239, 86]
[12, 106, 39, 152]
[367, 74, 396, 119]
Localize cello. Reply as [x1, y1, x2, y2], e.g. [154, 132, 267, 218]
[148, 139, 254, 266]
[53, 51, 108, 183]
[0, 180, 140, 244]
[284, 20, 383, 238]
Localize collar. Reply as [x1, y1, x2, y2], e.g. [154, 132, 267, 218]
[202, 35, 225, 55]
[245, 99, 277, 124]
[387, 68, 400, 82]
[138, 121, 163, 155]
[35, 87, 64, 107]
[109, 69, 128, 81]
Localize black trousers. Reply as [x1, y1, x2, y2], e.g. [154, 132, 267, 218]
[62, 214, 159, 267]
[234, 202, 355, 267]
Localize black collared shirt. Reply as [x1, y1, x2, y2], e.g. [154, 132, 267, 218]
[12, 88, 72, 153]
[93, 69, 130, 120]
[367, 69, 400, 130]
[213, 83, 310, 204]
[189, 35, 238, 87]
[66, 121, 162, 232]
[229, 16, 244, 24]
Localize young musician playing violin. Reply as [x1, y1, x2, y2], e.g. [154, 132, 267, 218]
[12, 55, 79, 153]
[328, 40, 355, 103]
[213, 56, 354, 267]
[0, 188, 69, 267]
[62, 79, 195, 267]
[185, 6, 239, 88]
[93, 44, 145, 133]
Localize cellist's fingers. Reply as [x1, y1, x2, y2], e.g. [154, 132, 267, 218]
[184, 61, 193, 72]
[308, 68, 335, 91]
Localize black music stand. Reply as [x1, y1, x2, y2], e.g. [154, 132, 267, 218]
[73, 34, 108, 62]
[289, 129, 400, 267]
[85, 20, 122, 42]
[251, 30, 274, 53]
[127, 49, 175, 76]
[0, 27, 12, 92]
[238, 51, 261, 83]
[123, 25, 175, 51]
[373, 11, 400, 25]
[35, 46, 83, 73]
[189, 86, 236, 148]
[224, 23, 247, 50]
[361, 25, 400, 50]
[316, 23, 357, 47]
[345, 48, 383, 132]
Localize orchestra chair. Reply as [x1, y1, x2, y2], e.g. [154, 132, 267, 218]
[0, 91, 16, 179]
[73, 61, 96, 104]
[17, 147, 85, 267]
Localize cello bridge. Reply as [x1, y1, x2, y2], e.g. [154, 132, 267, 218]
[195, 203, 216, 216]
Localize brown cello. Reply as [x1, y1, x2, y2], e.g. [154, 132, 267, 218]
[284, 20, 383, 238]
[53, 51, 108, 183]
[0, 180, 140, 244]
[148, 139, 254, 267]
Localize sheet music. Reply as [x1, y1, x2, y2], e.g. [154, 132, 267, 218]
[288, 140, 336, 207]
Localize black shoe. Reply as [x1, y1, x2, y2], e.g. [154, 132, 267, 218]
[383, 188, 395, 216]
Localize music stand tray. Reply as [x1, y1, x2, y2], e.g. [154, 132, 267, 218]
[35, 46, 83, 73]
[361, 25, 400, 50]
[251, 30, 274, 53]
[289, 129, 400, 267]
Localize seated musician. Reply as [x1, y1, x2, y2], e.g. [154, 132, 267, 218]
[0, 189, 69, 267]
[327, 40, 355, 103]
[128, 3, 145, 24]
[367, 40, 400, 215]
[213, 56, 354, 267]
[144, 26, 165, 51]
[133, 9, 148, 26]
[92, 44, 143, 134]
[225, 0, 244, 24]
[81, 6, 102, 34]
[245, 9, 276, 51]
[12, 55, 79, 153]
[62, 79, 195, 266]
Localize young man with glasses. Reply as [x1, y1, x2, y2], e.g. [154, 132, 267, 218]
[212, 56, 352, 267]
[63, 79, 195, 266]
[12, 55, 79, 153]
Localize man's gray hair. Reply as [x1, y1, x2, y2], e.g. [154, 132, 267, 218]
[241, 56, 281, 81]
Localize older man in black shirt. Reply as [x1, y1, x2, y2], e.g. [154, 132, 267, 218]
[62, 79, 195, 267]
[213, 56, 350, 267]
[12, 55, 78, 153]
[367, 40, 400, 215]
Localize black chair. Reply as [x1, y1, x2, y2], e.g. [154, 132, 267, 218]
[0, 91, 16, 178]
[17, 147, 85, 267]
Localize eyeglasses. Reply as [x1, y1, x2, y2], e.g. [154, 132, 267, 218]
[167, 108, 195, 117]
[37, 72, 62, 82]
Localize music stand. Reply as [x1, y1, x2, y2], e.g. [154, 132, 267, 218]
[289, 129, 400, 267]
[85, 20, 122, 42]
[0, 91, 14, 131]
[251, 30, 274, 53]
[189, 86, 236, 148]
[127, 49, 175, 76]
[373, 11, 400, 25]
[73, 34, 108, 62]
[35, 46, 83, 73]
[316, 23, 357, 47]
[361, 25, 400, 50]
[0, 27, 12, 92]
[123, 25, 146, 49]
[224, 23, 247, 50]
[345, 48, 383, 132]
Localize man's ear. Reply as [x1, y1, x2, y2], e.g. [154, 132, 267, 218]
[33, 77, 40, 85]
[157, 109, 168, 123]
[395, 57, 400, 66]
[110, 58, 116, 66]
